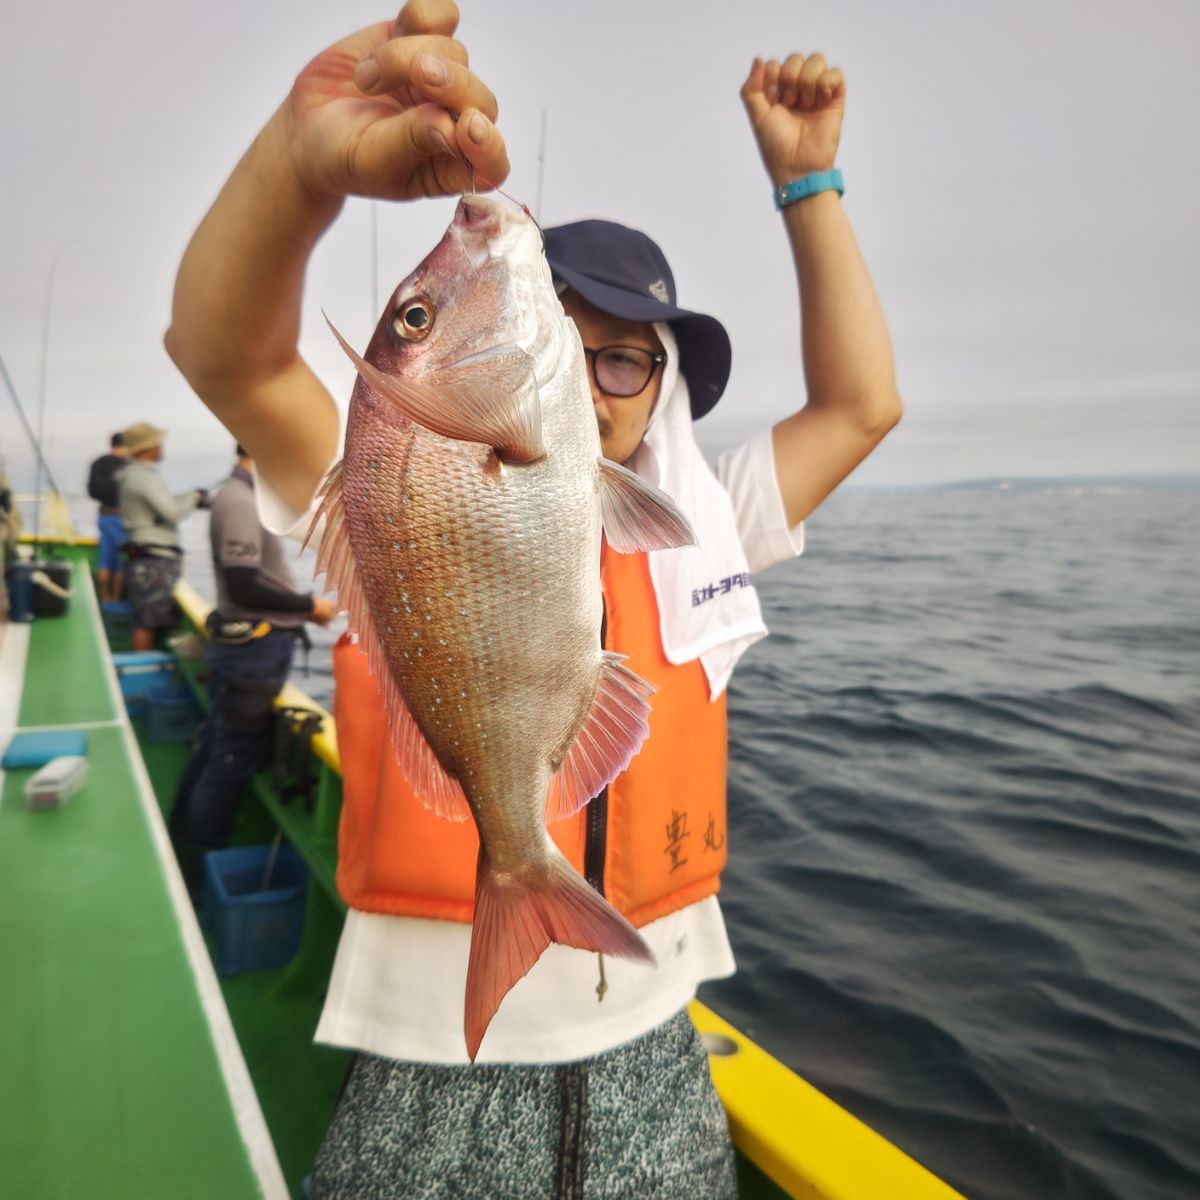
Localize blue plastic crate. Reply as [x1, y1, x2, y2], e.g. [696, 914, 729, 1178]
[111, 650, 175, 716]
[145, 684, 200, 744]
[101, 600, 133, 643]
[203, 844, 308, 977]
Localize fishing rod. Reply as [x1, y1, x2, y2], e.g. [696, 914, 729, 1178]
[0, 351, 65, 497]
[536, 108, 548, 220]
[34, 242, 74, 544]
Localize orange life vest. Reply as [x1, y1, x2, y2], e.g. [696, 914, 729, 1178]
[333, 547, 728, 928]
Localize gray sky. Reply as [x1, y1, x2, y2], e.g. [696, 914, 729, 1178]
[2, 0, 1198, 495]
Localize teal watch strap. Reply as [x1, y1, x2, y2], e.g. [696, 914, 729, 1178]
[773, 169, 844, 210]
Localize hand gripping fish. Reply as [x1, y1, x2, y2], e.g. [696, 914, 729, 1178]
[312, 194, 695, 1060]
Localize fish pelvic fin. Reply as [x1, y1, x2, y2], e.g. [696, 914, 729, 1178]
[325, 314, 545, 464]
[597, 458, 696, 552]
[545, 652, 654, 823]
[465, 849, 656, 1061]
[310, 460, 471, 823]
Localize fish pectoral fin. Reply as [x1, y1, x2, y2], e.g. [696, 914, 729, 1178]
[326, 315, 545, 463]
[545, 653, 654, 823]
[432, 345, 546, 464]
[465, 850, 655, 1060]
[597, 458, 696, 552]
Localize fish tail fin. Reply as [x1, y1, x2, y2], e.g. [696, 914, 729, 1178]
[465, 850, 656, 1061]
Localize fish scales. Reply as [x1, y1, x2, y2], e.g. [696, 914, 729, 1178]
[343, 397, 600, 837]
[315, 194, 695, 1058]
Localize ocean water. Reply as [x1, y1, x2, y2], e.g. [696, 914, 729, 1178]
[700, 484, 1200, 1200]
[109, 480, 1197, 1199]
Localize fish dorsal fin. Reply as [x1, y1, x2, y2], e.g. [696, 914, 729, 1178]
[596, 458, 696, 553]
[544, 652, 655, 823]
[325, 316, 544, 464]
[306, 460, 471, 823]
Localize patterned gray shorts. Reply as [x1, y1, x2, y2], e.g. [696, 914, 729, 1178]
[310, 1008, 737, 1199]
[127, 554, 181, 630]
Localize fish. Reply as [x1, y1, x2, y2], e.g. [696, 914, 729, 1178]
[311, 193, 695, 1060]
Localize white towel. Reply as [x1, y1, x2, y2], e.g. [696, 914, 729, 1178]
[623, 325, 767, 699]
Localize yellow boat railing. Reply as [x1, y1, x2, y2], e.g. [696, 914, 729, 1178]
[689, 1002, 965, 1199]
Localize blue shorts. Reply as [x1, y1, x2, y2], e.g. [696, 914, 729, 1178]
[97, 513, 127, 574]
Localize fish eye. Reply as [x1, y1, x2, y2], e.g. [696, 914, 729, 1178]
[393, 298, 435, 341]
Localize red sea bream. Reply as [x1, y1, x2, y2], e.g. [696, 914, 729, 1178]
[312, 194, 695, 1058]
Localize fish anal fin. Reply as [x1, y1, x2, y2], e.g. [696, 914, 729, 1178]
[380, 669, 472, 823]
[465, 850, 655, 1060]
[597, 458, 696, 553]
[544, 652, 654, 823]
[326, 315, 544, 463]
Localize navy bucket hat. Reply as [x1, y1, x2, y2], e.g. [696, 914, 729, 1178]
[544, 219, 732, 419]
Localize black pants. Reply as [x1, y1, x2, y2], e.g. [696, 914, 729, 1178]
[169, 631, 294, 885]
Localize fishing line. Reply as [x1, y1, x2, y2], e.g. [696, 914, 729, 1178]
[447, 111, 527, 213]
[469, 168, 528, 215]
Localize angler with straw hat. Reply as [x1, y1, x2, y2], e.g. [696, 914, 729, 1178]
[117, 421, 210, 651]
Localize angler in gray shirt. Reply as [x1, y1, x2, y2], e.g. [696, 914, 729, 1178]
[117, 421, 208, 650]
[209, 457, 319, 631]
[169, 445, 333, 897]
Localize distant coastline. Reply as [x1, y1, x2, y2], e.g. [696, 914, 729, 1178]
[846, 472, 1200, 494]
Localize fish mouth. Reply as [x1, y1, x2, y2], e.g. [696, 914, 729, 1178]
[453, 193, 532, 260]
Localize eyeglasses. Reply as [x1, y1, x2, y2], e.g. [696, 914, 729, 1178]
[582, 345, 667, 398]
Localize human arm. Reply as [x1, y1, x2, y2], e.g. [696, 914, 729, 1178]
[164, 0, 510, 518]
[132, 468, 201, 526]
[222, 570, 334, 625]
[216, 494, 336, 623]
[741, 54, 903, 528]
[223, 568, 313, 614]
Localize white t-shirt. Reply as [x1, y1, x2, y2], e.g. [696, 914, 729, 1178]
[259, 427, 803, 1064]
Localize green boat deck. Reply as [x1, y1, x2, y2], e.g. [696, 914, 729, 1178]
[0, 546, 286, 1199]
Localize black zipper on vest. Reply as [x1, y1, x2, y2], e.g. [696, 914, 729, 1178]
[584, 786, 608, 896]
[583, 603, 609, 896]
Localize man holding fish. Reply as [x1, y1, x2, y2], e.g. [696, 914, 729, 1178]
[166, 1, 901, 1195]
